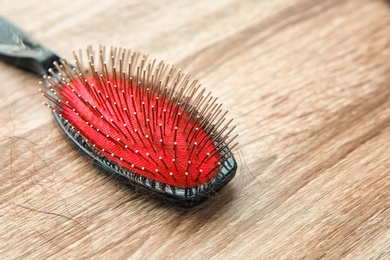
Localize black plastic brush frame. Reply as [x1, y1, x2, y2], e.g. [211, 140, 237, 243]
[0, 17, 237, 207]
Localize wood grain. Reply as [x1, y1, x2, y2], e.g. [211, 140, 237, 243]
[1, 0, 389, 259]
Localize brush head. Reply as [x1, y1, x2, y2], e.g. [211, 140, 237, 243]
[40, 46, 237, 206]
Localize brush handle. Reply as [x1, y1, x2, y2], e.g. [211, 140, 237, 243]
[0, 17, 60, 75]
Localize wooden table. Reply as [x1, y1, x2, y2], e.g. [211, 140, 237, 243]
[1, 0, 389, 258]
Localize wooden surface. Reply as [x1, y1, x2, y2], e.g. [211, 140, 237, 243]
[1, 0, 389, 259]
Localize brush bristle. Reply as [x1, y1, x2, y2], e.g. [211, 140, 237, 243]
[40, 46, 237, 188]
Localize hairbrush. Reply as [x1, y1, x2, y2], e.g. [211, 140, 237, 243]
[0, 17, 238, 207]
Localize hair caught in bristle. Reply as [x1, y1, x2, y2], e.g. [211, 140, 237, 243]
[39, 46, 238, 188]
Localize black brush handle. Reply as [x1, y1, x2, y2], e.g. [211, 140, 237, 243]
[0, 17, 60, 75]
